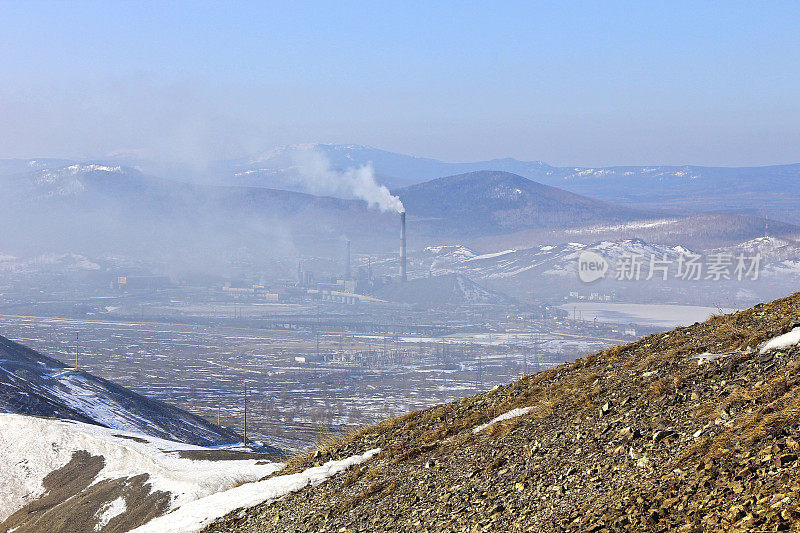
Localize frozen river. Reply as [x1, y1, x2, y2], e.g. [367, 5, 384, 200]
[559, 302, 739, 328]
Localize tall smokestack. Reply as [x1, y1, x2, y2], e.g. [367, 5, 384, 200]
[400, 211, 407, 282]
[345, 240, 351, 280]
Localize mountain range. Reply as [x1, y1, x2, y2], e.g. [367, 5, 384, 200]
[358, 236, 800, 307]
[4, 143, 799, 225]
[0, 164, 664, 261]
[1, 153, 799, 282]
[234, 144, 800, 225]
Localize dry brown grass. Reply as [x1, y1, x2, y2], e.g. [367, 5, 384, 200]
[484, 454, 507, 473]
[677, 373, 800, 466]
[340, 479, 395, 511]
[281, 427, 364, 469]
[648, 378, 669, 400]
[287, 294, 800, 486]
[281, 415, 409, 473]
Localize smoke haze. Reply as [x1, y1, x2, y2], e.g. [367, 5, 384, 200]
[291, 150, 405, 213]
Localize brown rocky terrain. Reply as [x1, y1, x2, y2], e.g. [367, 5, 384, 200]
[0, 450, 171, 533]
[205, 293, 800, 532]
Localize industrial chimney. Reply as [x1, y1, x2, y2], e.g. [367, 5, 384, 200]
[400, 211, 407, 282]
[345, 240, 351, 280]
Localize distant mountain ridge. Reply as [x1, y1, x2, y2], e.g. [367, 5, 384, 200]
[208, 144, 800, 225]
[0, 164, 672, 260]
[2, 162, 797, 278]
[395, 170, 656, 236]
[4, 145, 798, 223]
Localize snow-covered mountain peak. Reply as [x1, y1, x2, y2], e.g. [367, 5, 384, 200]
[27, 163, 131, 197]
[720, 235, 800, 262]
[250, 143, 387, 165]
[423, 245, 477, 260]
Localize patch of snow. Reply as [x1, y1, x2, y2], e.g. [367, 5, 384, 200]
[466, 249, 516, 261]
[693, 352, 734, 365]
[66, 164, 123, 174]
[94, 496, 127, 531]
[760, 327, 800, 353]
[564, 218, 679, 235]
[131, 448, 381, 533]
[0, 414, 282, 522]
[473, 407, 533, 434]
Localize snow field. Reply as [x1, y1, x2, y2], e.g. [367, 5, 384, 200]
[130, 448, 381, 533]
[0, 414, 282, 522]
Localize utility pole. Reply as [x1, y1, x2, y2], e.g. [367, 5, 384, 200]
[217, 392, 221, 426]
[536, 333, 542, 374]
[480, 350, 483, 391]
[75, 333, 79, 370]
[523, 341, 527, 377]
[243, 383, 247, 447]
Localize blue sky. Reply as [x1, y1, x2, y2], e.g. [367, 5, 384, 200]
[1, 0, 798, 166]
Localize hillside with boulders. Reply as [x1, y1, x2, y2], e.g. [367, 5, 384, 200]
[205, 293, 800, 532]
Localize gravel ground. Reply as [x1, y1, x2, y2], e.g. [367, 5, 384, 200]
[204, 293, 800, 532]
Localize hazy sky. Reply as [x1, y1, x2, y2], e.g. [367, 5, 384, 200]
[1, 1, 798, 167]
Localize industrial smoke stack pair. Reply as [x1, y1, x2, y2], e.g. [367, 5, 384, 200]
[344, 213, 405, 282]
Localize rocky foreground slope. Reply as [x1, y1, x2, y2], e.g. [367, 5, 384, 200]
[207, 293, 800, 532]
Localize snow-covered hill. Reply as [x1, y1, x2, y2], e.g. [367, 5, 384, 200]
[412, 239, 691, 281]
[27, 164, 125, 197]
[719, 236, 800, 263]
[0, 335, 249, 446]
[0, 334, 382, 532]
[0, 252, 101, 273]
[365, 236, 800, 306]
[0, 414, 282, 532]
[0, 413, 379, 533]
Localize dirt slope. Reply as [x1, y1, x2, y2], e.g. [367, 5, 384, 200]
[206, 293, 800, 532]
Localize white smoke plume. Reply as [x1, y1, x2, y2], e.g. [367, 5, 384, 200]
[291, 149, 404, 213]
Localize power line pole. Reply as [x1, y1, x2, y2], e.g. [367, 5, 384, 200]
[243, 383, 248, 447]
[217, 392, 221, 426]
[536, 333, 542, 374]
[523, 341, 527, 377]
[75, 333, 79, 370]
